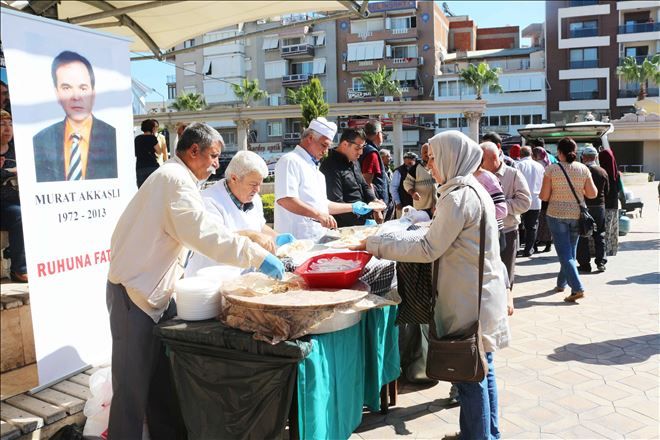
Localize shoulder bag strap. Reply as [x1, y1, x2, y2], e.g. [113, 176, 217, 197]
[557, 163, 584, 208]
[430, 184, 486, 336]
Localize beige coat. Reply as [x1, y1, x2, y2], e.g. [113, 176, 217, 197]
[367, 131, 510, 352]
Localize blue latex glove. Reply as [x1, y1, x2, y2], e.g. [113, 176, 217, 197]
[258, 254, 284, 280]
[352, 201, 373, 215]
[275, 233, 295, 247]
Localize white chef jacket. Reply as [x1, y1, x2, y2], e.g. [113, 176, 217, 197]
[185, 179, 266, 277]
[274, 145, 328, 240]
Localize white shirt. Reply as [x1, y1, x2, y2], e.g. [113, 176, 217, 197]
[390, 169, 402, 205]
[184, 179, 266, 277]
[274, 145, 329, 240]
[516, 157, 545, 210]
[108, 156, 270, 322]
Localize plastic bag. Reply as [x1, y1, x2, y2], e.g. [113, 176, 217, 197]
[83, 367, 112, 439]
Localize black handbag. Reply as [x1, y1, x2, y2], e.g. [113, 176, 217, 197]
[426, 185, 488, 383]
[557, 163, 596, 238]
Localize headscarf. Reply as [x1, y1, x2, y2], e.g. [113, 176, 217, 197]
[509, 144, 521, 160]
[598, 148, 619, 181]
[429, 130, 482, 195]
[532, 147, 550, 167]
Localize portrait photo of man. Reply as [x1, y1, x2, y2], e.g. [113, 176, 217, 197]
[33, 50, 117, 182]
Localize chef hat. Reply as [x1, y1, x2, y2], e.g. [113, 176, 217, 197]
[582, 145, 598, 156]
[308, 117, 337, 140]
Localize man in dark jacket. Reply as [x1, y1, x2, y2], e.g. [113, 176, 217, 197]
[320, 128, 381, 227]
[577, 146, 609, 273]
[359, 120, 391, 211]
[390, 152, 417, 218]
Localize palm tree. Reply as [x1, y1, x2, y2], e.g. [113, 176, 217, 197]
[616, 54, 660, 100]
[459, 62, 503, 100]
[287, 78, 329, 127]
[230, 78, 268, 107]
[170, 92, 207, 111]
[360, 65, 402, 101]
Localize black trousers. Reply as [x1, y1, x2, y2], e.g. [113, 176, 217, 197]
[520, 210, 541, 253]
[577, 206, 607, 268]
[500, 230, 518, 289]
[106, 281, 187, 440]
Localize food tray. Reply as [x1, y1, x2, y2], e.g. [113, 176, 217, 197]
[295, 251, 372, 288]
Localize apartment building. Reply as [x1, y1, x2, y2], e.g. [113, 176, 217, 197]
[335, 0, 449, 153]
[545, 0, 659, 124]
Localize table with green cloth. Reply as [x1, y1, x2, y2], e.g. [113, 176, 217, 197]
[157, 305, 399, 440]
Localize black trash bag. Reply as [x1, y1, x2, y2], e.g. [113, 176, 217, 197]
[49, 424, 84, 440]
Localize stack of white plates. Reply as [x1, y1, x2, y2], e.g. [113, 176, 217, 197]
[195, 265, 242, 281]
[175, 277, 222, 321]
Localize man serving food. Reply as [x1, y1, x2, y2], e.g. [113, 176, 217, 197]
[274, 117, 373, 240]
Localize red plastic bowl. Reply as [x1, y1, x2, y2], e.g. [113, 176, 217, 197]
[295, 251, 373, 289]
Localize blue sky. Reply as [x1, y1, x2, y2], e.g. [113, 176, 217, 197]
[132, 1, 546, 101]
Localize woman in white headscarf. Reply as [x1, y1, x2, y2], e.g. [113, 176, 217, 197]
[355, 130, 510, 439]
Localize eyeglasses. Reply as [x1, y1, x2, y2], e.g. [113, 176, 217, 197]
[348, 141, 366, 150]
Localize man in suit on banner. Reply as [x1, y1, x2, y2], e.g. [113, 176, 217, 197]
[33, 50, 117, 182]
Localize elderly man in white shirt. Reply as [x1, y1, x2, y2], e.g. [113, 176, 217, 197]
[185, 151, 294, 277]
[516, 146, 545, 257]
[106, 123, 284, 440]
[274, 117, 372, 240]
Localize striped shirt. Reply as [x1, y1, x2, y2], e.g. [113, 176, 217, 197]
[545, 161, 591, 219]
[475, 169, 507, 230]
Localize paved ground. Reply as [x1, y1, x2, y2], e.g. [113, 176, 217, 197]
[354, 181, 659, 440]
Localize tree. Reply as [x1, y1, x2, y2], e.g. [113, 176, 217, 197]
[170, 92, 207, 111]
[287, 77, 329, 127]
[360, 65, 402, 101]
[230, 78, 268, 107]
[459, 62, 503, 100]
[616, 54, 660, 100]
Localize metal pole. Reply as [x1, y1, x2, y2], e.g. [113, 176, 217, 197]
[66, 1, 184, 24]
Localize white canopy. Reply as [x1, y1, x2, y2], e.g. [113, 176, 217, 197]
[51, 1, 357, 56]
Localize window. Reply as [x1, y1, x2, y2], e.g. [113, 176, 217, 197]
[183, 62, 196, 76]
[489, 116, 499, 126]
[268, 121, 283, 137]
[350, 18, 385, 34]
[569, 0, 598, 6]
[222, 131, 237, 146]
[262, 36, 279, 50]
[352, 77, 366, 91]
[167, 85, 176, 100]
[448, 118, 458, 128]
[569, 20, 598, 38]
[569, 79, 599, 100]
[312, 33, 326, 46]
[282, 37, 303, 47]
[500, 115, 510, 126]
[265, 60, 287, 79]
[511, 115, 521, 125]
[391, 45, 418, 59]
[290, 61, 314, 75]
[532, 114, 543, 124]
[269, 94, 281, 106]
[389, 16, 417, 30]
[312, 58, 327, 75]
[184, 39, 195, 49]
[570, 48, 598, 69]
[347, 41, 385, 61]
[290, 120, 303, 134]
[438, 118, 448, 128]
[522, 115, 532, 125]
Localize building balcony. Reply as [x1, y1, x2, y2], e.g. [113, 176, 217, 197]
[283, 132, 301, 147]
[345, 27, 419, 44]
[346, 57, 420, 72]
[618, 55, 654, 65]
[282, 73, 312, 87]
[569, 91, 600, 100]
[569, 59, 599, 69]
[617, 1, 659, 11]
[569, 28, 599, 38]
[280, 44, 315, 59]
[618, 22, 660, 34]
[618, 87, 659, 98]
[166, 75, 176, 84]
[347, 86, 422, 100]
[568, 0, 598, 6]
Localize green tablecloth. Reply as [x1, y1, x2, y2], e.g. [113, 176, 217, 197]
[296, 306, 400, 440]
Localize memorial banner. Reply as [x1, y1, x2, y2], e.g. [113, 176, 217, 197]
[1, 9, 136, 386]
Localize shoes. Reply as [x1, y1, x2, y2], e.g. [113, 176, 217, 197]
[596, 264, 606, 272]
[577, 265, 592, 274]
[543, 244, 552, 253]
[10, 272, 28, 283]
[564, 291, 585, 302]
[554, 286, 566, 293]
[522, 249, 535, 257]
